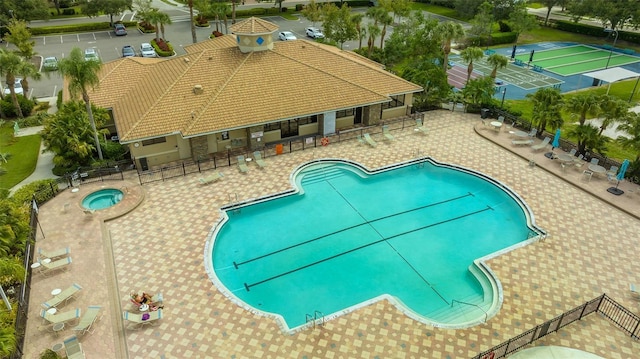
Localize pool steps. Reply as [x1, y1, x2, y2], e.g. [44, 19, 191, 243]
[300, 166, 347, 185]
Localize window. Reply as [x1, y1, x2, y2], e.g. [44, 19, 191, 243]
[141, 137, 167, 146]
[264, 116, 318, 138]
[336, 109, 355, 118]
[381, 94, 405, 110]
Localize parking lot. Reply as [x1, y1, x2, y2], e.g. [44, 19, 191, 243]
[20, 12, 391, 99]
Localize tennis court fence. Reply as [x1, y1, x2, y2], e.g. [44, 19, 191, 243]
[472, 293, 640, 359]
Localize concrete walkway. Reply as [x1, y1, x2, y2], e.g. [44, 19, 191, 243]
[10, 97, 59, 194]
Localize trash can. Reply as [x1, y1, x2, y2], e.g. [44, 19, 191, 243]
[275, 144, 283, 155]
[481, 108, 490, 119]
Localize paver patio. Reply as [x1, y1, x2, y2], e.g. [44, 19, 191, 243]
[24, 110, 640, 358]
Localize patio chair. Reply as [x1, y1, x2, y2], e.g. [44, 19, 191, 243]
[237, 156, 249, 173]
[511, 139, 533, 146]
[590, 158, 599, 165]
[38, 246, 71, 261]
[531, 137, 550, 151]
[42, 283, 83, 309]
[574, 154, 586, 169]
[606, 165, 618, 178]
[41, 308, 81, 325]
[363, 133, 377, 148]
[253, 151, 267, 168]
[63, 335, 85, 359]
[415, 119, 428, 134]
[41, 257, 72, 275]
[568, 148, 577, 156]
[356, 135, 365, 144]
[123, 309, 163, 328]
[382, 125, 395, 141]
[72, 305, 102, 335]
[527, 128, 537, 137]
[199, 171, 223, 184]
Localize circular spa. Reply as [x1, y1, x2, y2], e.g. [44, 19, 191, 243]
[81, 189, 124, 211]
[207, 159, 543, 332]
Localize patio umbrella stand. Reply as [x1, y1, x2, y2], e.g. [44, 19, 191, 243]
[607, 159, 629, 196]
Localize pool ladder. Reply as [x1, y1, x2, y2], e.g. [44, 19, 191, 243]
[413, 149, 424, 168]
[305, 310, 324, 329]
[228, 193, 241, 214]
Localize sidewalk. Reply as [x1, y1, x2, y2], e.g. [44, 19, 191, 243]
[10, 96, 59, 194]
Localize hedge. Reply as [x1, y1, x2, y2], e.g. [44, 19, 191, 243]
[28, 21, 137, 36]
[552, 20, 640, 46]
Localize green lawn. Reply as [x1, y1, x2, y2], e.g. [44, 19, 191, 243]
[0, 123, 41, 191]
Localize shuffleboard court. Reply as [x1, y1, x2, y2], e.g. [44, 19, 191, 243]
[451, 57, 564, 91]
[515, 44, 640, 76]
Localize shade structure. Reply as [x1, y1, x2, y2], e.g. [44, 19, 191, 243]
[607, 159, 629, 195]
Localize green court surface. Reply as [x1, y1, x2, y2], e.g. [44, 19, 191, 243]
[515, 44, 640, 76]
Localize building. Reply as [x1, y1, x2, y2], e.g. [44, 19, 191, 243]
[88, 17, 422, 170]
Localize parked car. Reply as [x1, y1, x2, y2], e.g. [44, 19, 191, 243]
[278, 31, 297, 41]
[114, 23, 127, 36]
[3, 78, 23, 95]
[305, 27, 324, 39]
[122, 45, 135, 57]
[140, 43, 157, 58]
[43, 56, 59, 71]
[84, 48, 100, 62]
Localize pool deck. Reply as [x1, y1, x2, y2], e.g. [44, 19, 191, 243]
[24, 110, 640, 358]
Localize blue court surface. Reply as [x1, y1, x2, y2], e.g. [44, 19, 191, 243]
[450, 42, 640, 101]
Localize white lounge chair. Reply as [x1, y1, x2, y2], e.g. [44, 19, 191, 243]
[123, 309, 163, 328]
[42, 283, 83, 309]
[38, 247, 71, 260]
[382, 125, 394, 141]
[41, 257, 72, 275]
[631, 283, 639, 299]
[64, 335, 85, 359]
[511, 139, 533, 146]
[356, 135, 365, 145]
[531, 137, 550, 151]
[41, 308, 81, 325]
[72, 305, 102, 335]
[363, 133, 377, 147]
[237, 156, 249, 173]
[199, 171, 223, 184]
[415, 119, 428, 134]
[253, 151, 267, 168]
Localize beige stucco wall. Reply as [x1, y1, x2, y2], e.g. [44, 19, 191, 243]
[299, 123, 318, 137]
[382, 106, 407, 120]
[264, 129, 281, 143]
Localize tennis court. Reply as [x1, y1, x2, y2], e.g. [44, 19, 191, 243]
[514, 44, 640, 76]
[455, 57, 564, 91]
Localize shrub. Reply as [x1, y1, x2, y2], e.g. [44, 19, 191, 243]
[39, 349, 62, 359]
[1, 95, 36, 118]
[29, 21, 137, 35]
[212, 30, 223, 37]
[101, 141, 127, 161]
[11, 179, 59, 206]
[138, 22, 156, 33]
[151, 38, 174, 57]
[62, 8, 75, 16]
[295, 4, 304, 11]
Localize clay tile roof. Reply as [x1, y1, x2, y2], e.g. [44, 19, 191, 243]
[229, 16, 279, 35]
[88, 36, 422, 143]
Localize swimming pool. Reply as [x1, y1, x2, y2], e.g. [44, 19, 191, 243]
[206, 159, 544, 333]
[82, 189, 123, 210]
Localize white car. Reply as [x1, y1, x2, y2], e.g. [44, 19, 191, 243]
[140, 43, 158, 58]
[278, 31, 297, 41]
[3, 78, 23, 95]
[305, 27, 324, 39]
[84, 48, 100, 62]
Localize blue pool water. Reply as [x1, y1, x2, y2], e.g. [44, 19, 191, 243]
[81, 189, 123, 210]
[208, 159, 541, 331]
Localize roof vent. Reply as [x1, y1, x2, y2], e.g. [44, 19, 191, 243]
[184, 58, 190, 63]
[208, 56, 213, 60]
[193, 85, 203, 95]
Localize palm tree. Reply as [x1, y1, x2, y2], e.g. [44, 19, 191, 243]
[564, 92, 601, 126]
[350, 13, 365, 49]
[617, 112, 640, 162]
[435, 21, 465, 72]
[598, 95, 629, 135]
[567, 123, 608, 156]
[366, 23, 381, 58]
[460, 46, 484, 85]
[526, 87, 563, 136]
[189, 0, 197, 43]
[58, 47, 104, 160]
[0, 49, 39, 118]
[148, 9, 172, 41]
[378, 11, 393, 48]
[486, 53, 508, 79]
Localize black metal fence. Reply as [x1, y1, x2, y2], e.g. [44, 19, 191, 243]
[473, 294, 640, 359]
[9, 200, 40, 359]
